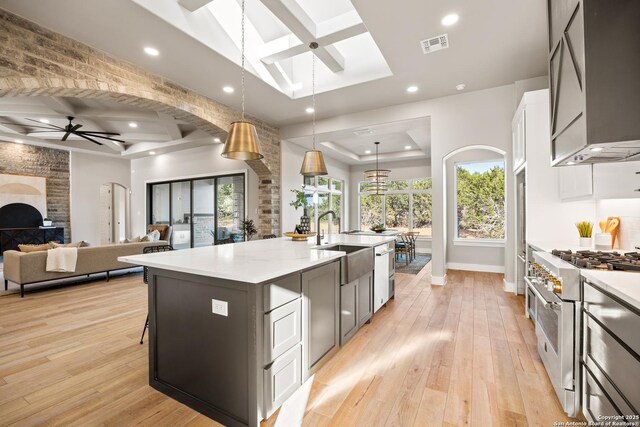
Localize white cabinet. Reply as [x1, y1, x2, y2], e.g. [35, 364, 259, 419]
[558, 164, 593, 200]
[593, 161, 640, 199]
[512, 105, 526, 171]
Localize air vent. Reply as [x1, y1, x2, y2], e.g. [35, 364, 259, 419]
[420, 34, 449, 54]
[354, 129, 373, 136]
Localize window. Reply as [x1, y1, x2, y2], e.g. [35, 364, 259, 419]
[148, 173, 246, 247]
[359, 178, 432, 236]
[455, 160, 505, 240]
[303, 176, 344, 234]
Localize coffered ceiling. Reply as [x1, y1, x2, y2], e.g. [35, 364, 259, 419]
[0, 0, 548, 127]
[0, 96, 219, 158]
[287, 117, 431, 165]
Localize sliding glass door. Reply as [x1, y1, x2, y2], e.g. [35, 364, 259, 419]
[193, 179, 215, 247]
[148, 173, 246, 248]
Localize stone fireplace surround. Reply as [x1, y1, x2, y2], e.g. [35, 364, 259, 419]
[0, 8, 281, 237]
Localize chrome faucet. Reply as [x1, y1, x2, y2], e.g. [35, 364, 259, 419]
[317, 210, 339, 245]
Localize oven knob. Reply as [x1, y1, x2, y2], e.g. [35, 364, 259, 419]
[553, 279, 562, 293]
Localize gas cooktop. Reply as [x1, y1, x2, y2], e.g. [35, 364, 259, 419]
[551, 249, 640, 272]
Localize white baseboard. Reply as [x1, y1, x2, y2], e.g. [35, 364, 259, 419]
[446, 262, 505, 274]
[503, 279, 516, 293]
[431, 275, 447, 286]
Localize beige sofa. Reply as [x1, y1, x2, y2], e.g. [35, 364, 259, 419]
[3, 241, 167, 297]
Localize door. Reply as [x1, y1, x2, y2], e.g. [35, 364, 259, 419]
[216, 175, 245, 243]
[302, 262, 339, 378]
[340, 280, 358, 345]
[171, 181, 191, 249]
[357, 272, 373, 327]
[99, 184, 112, 245]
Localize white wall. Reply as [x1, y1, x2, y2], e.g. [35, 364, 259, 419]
[130, 144, 259, 238]
[446, 149, 506, 272]
[280, 140, 351, 234]
[70, 152, 131, 245]
[282, 84, 517, 285]
[596, 198, 640, 250]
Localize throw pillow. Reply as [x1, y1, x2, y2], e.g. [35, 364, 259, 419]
[51, 241, 84, 249]
[145, 230, 160, 242]
[147, 225, 169, 240]
[80, 240, 90, 247]
[18, 243, 53, 252]
[140, 235, 150, 242]
[125, 236, 141, 243]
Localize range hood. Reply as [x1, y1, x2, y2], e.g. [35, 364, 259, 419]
[547, 1, 640, 166]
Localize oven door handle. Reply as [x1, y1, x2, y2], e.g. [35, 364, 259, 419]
[525, 277, 562, 311]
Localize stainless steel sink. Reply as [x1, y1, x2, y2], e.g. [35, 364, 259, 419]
[316, 245, 374, 284]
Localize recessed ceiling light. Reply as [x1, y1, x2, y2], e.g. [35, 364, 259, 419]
[305, 107, 315, 114]
[214, 137, 221, 143]
[128, 122, 138, 128]
[456, 83, 466, 91]
[144, 47, 159, 56]
[223, 86, 234, 93]
[39, 118, 49, 124]
[149, 151, 156, 155]
[14, 139, 23, 143]
[566, 161, 575, 165]
[407, 85, 418, 93]
[405, 145, 412, 150]
[590, 147, 603, 152]
[441, 13, 459, 26]
[365, 150, 372, 154]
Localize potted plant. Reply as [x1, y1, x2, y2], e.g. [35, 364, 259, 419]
[370, 223, 386, 233]
[240, 218, 257, 241]
[290, 189, 311, 234]
[575, 221, 593, 247]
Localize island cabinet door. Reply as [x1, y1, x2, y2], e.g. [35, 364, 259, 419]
[301, 261, 340, 379]
[340, 280, 358, 345]
[357, 272, 373, 327]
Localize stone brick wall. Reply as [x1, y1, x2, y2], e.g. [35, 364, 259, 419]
[0, 142, 70, 242]
[0, 8, 281, 236]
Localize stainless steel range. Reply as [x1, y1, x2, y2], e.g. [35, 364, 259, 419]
[526, 251, 581, 417]
[551, 249, 640, 271]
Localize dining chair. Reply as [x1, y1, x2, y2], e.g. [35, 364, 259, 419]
[262, 234, 277, 239]
[140, 244, 174, 345]
[395, 233, 411, 266]
[407, 231, 420, 259]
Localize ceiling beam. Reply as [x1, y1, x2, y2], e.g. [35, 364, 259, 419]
[177, 0, 214, 12]
[259, 0, 345, 72]
[156, 112, 183, 140]
[261, 22, 366, 65]
[39, 97, 75, 116]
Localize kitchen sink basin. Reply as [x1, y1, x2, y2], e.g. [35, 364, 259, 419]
[316, 245, 374, 284]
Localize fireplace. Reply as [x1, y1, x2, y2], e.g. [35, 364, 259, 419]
[0, 203, 64, 253]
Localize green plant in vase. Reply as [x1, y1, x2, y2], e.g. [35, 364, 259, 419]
[290, 189, 311, 234]
[240, 218, 257, 241]
[575, 221, 593, 247]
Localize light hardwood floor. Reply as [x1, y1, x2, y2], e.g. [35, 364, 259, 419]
[0, 265, 573, 426]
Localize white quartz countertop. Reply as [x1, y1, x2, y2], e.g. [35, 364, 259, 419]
[118, 235, 397, 284]
[528, 239, 638, 254]
[580, 270, 640, 310]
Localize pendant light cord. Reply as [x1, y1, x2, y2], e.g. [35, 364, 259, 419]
[311, 47, 316, 151]
[241, 0, 246, 121]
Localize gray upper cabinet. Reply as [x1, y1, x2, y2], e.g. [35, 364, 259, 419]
[547, 0, 640, 166]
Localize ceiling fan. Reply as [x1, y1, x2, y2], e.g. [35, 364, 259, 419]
[8, 116, 126, 146]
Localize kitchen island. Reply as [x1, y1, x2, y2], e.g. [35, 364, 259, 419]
[119, 235, 397, 427]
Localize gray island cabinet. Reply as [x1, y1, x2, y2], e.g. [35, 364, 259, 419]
[143, 261, 339, 427]
[119, 236, 401, 427]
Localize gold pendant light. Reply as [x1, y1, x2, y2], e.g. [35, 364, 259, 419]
[364, 141, 391, 195]
[300, 42, 328, 177]
[222, 0, 263, 160]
